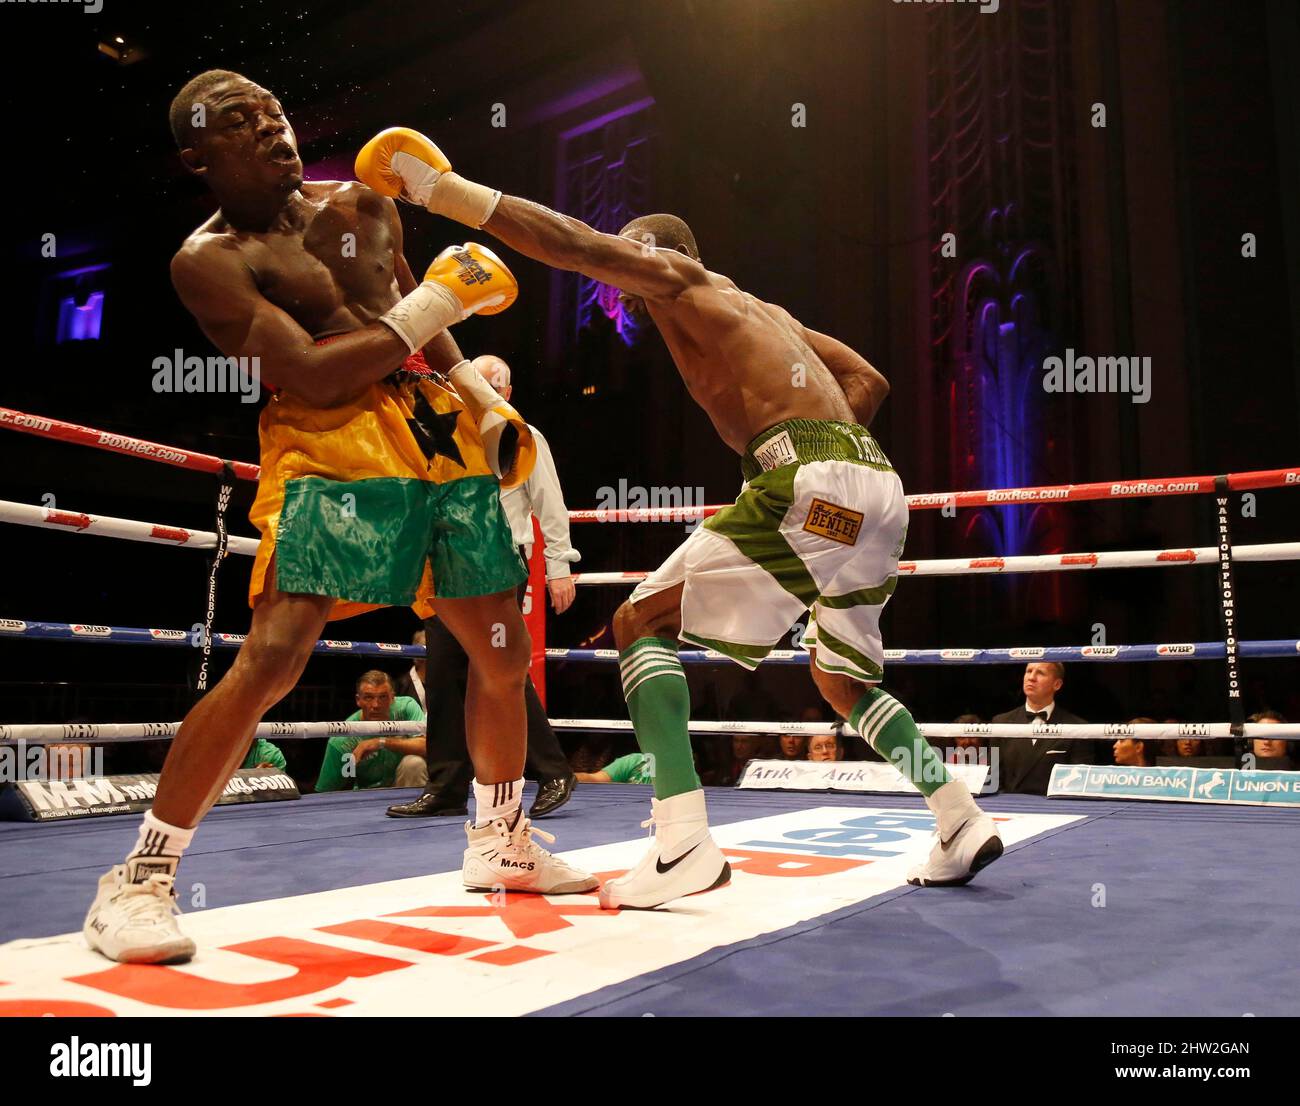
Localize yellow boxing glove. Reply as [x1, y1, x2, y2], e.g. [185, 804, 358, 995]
[378, 242, 518, 353]
[356, 126, 500, 228]
[447, 356, 536, 489]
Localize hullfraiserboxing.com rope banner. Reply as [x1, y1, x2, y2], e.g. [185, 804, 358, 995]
[191, 462, 236, 695]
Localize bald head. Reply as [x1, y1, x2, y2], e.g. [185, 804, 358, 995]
[472, 355, 511, 398]
[618, 214, 700, 262]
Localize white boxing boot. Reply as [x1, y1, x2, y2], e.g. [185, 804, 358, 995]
[907, 778, 1003, 887]
[463, 811, 597, 894]
[83, 860, 197, 964]
[600, 789, 730, 909]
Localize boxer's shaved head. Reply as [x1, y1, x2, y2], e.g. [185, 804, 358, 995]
[619, 214, 700, 261]
[169, 69, 252, 147]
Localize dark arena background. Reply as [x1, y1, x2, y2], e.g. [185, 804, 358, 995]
[0, 0, 1298, 1043]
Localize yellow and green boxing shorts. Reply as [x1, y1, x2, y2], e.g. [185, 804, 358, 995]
[629, 419, 908, 683]
[247, 349, 525, 621]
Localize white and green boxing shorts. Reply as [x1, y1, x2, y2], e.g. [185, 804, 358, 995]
[630, 418, 907, 683]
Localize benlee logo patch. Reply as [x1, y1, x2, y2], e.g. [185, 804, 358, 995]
[803, 498, 863, 545]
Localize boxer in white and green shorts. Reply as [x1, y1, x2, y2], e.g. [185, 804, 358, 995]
[399, 144, 1007, 904]
[631, 418, 907, 685]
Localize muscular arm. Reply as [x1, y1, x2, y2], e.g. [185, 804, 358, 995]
[801, 327, 890, 427]
[171, 243, 409, 408]
[484, 195, 704, 303]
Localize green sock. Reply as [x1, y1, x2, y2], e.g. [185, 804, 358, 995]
[619, 637, 700, 800]
[848, 688, 951, 797]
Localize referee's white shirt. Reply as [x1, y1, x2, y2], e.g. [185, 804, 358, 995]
[499, 424, 580, 579]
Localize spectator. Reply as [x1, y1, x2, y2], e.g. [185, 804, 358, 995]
[778, 732, 809, 760]
[577, 752, 655, 785]
[241, 735, 286, 772]
[393, 629, 427, 712]
[728, 733, 765, 779]
[991, 662, 1090, 794]
[316, 671, 426, 792]
[947, 713, 985, 765]
[1249, 711, 1294, 770]
[389, 356, 579, 820]
[1113, 718, 1155, 767]
[570, 735, 614, 775]
[807, 731, 842, 763]
[39, 743, 96, 781]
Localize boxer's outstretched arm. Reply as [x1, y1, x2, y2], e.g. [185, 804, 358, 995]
[485, 196, 704, 303]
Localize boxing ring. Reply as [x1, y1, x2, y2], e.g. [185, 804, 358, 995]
[0, 406, 1298, 1016]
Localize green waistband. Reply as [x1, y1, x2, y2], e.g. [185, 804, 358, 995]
[741, 419, 893, 481]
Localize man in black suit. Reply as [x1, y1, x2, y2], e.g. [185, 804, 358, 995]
[991, 662, 1092, 793]
[393, 629, 427, 711]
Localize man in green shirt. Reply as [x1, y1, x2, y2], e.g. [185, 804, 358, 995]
[577, 752, 655, 786]
[316, 671, 427, 791]
[240, 737, 287, 771]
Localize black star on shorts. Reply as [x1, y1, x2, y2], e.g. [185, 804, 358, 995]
[407, 390, 465, 470]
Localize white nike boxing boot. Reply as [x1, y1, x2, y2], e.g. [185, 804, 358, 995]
[463, 811, 598, 894]
[83, 859, 197, 964]
[600, 789, 730, 909]
[907, 778, 1003, 886]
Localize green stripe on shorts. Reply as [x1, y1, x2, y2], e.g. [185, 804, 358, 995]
[680, 631, 773, 670]
[812, 623, 883, 681]
[702, 466, 820, 606]
[817, 577, 898, 609]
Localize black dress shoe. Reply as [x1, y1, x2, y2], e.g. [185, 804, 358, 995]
[529, 775, 576, 818]
[386, 791, 469, 818]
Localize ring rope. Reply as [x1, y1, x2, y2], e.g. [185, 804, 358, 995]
[0, 720, 427, 744]
[4, 499, 1297, 581]
[4, 718, 1295, 745]
[546, 719, 1300, 741]
[0, 499, 260, 556]
[3, 619, 1299, 665]
[570, 542, 1300, 583]
[3, 407, 1297, 517]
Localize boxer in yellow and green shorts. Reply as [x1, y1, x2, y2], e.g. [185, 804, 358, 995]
[248, 341, 527, 622]
[84, 71, 594, 967]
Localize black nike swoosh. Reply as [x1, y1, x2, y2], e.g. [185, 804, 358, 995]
[939, 819, 970, 851]
[656, 842, 701, 874]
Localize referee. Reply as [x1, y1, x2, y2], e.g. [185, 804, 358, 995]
[388, 356, 580, 819]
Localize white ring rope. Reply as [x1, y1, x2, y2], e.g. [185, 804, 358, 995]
[549, 719, 1300, 741]
[3, 498, 1297, 581]
[5, 718, 1294, 744]
[0, 720, 427, 744]
[0, 500, 260, 556]
[573, 543, 1300, 583]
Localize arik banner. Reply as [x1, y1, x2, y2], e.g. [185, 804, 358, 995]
[738, 758, 992, 795]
